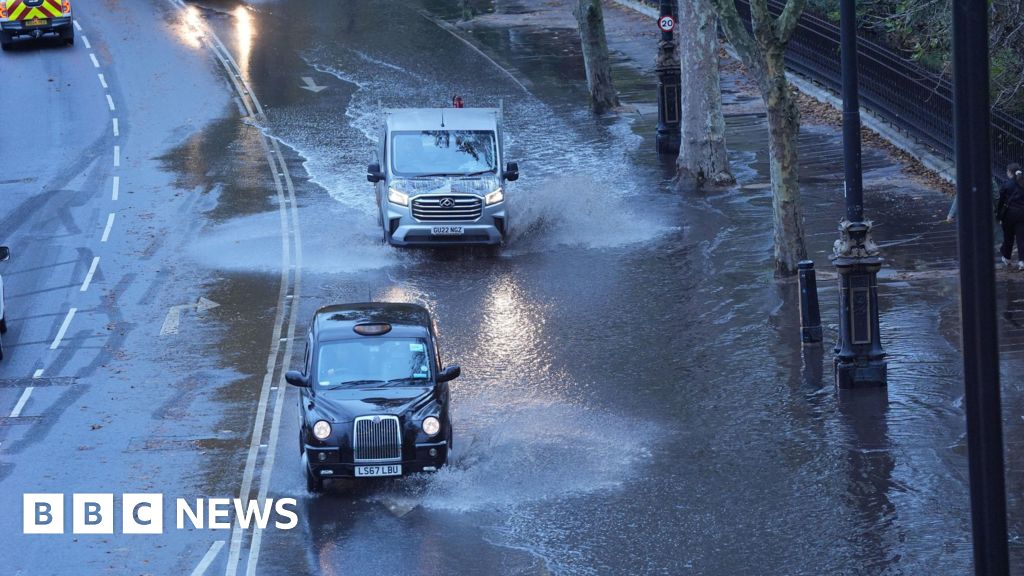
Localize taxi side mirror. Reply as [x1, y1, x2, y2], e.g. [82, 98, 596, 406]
[0, 246, 9, 262]
[367, 162, 383, 183]
[437, 364, 461, 383]
[285, 370, 309, 388]
[503, 162, 519, 182]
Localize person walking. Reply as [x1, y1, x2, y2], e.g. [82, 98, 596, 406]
[998, 163, 1024, 270]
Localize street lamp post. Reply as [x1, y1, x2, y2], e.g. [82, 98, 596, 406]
[831, 0, 887, 388]
[655, 0, 680, 155]
[952, 0, 1010, 572]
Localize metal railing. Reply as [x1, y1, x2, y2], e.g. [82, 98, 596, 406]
[731, 0, 1024, 175]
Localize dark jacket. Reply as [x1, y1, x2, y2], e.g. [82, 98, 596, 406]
[999, 179, 1024, 223]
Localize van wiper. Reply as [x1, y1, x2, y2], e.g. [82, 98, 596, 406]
[324, 379, 385, 390]
[460, 170, 496, 177]
[415, 172, 459, 178]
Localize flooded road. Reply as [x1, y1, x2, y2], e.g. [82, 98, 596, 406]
[1, 0, 1022, 574]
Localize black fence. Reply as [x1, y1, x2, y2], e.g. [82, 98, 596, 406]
[732, 0, 1024, 176]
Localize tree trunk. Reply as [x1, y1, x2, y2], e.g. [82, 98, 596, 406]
[575, 0, 620, 113]
[459, 0, 473, 21]
[762, 50, 807, 275]
[677, 0, 733, 187]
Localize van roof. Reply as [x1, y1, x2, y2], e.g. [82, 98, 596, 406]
[384, 108, 500, 132]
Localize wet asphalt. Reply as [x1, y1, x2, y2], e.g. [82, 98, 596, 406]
[1, 0, 1023, 574]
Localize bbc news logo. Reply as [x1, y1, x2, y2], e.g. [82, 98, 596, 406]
[23, 494, 298, 535]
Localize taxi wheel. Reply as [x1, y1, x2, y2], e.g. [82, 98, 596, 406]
[302, 452, 323, 493]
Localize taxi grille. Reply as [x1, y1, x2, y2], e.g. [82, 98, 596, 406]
[412, 195, 482, 222]
[353, 416, 402, 462]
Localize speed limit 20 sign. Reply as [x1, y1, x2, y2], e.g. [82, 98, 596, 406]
[658, 15, 675, 32]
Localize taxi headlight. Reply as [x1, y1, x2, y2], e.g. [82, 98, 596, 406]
[312, 420, 332, 440]
[484, 187, 504, 206]
[422, 416, 441, 437]
[388, 188, 409, 206]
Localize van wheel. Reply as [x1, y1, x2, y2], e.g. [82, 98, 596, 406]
[0, 315, 7, 333]
[1, 41, 11, 51]
[0, 334, 5, 362]
[62, 28, 74, 46]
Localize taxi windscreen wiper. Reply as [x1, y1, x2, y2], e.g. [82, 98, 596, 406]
[383, 377, 430, 386]
[324, 379, 385, 390]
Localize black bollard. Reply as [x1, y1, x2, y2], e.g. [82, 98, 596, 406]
[798, 260, 823, 344]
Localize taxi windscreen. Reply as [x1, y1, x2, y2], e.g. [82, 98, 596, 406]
[390, 130, 497, 176]
[317, 338, 431, 388]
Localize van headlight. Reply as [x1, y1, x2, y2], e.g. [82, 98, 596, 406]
[388, 188, 409, 206]
[484, 187, 504, 206]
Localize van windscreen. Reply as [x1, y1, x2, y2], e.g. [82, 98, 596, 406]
[391, 130, 497, 176]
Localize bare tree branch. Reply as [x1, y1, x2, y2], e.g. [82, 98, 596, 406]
[776, 0, 808, 43]
[709, 0, 763, 75]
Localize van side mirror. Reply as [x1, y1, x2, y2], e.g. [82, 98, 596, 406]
[437, 364, 461, 383]
[367, 162, 383, 183]
[285, 370, 310, 388]
[503, 162, 519, 182]
[0, 246, 9, 262]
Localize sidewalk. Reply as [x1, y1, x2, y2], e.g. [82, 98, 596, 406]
[436, 0, 1024, 566]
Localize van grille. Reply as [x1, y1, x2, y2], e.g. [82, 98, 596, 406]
[412, 195, 482, 222]
[353, 416, 402, 462]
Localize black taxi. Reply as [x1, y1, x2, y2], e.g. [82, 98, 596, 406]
[285, 302, 459, 492]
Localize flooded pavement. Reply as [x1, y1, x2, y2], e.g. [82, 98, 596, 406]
[0, 0, 1022, 574]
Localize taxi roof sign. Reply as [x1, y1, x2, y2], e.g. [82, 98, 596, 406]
[353, 323, 392, 336]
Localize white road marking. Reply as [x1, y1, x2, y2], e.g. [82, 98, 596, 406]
[89, 53, 99, 68]
[80, 257, 100, 292]
[50, 308, 77, 350]
[112, 118, 119, 136]
[81, 35, 90, 49]
[111, 176, 119, 200]
[242, 131, 304, 576]
[32, 369, 44, 379]
[101, 213, 115, 242]
[113, 146, 120, 167]
[9, 387, 34, 418]
[106, 94, 116, 111]
[73, 20, 81, 31]
[190, 541, 225, 576]
[98, 73, 107, 89]
[160, 297, 220, 336]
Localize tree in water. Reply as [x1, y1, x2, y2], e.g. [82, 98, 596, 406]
[575, 0, 620, 113]
[709, 0, 808, 275]
[677, 0, 734, 187]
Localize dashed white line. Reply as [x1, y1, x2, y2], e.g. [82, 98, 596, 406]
[50, 308, 77, 350]
[9, 387, 34, 418]
[113, 145, 120, 167]
[89, 53, 99, 68]
[80, 257, 100, 292]
[98, 73, 108, 89]
[190, 540, 225, 576]
[111, 176, 120, 200]
[32, 369, 44, 379]
[73, 20, 81, 31]
[81, 35, 91, 49]
[106, 94, 116, 111]
[112, 118, 119, 136]
[101, 213, 115, 242]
